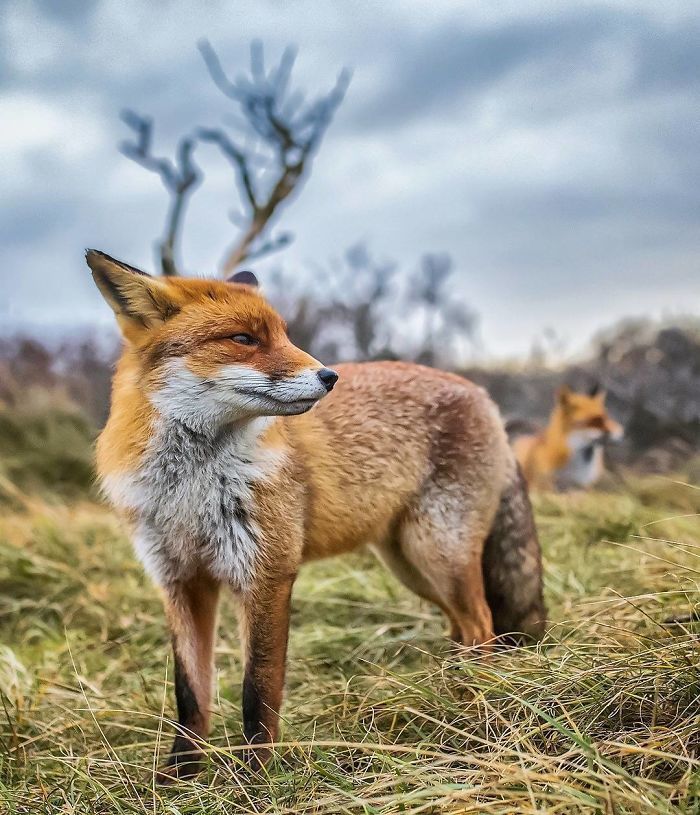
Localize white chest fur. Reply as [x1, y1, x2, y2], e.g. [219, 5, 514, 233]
[559, 438, 605, 488]
[102, 418, 283, 590]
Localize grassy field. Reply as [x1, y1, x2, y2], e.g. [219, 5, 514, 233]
[0, 464, 699, 813]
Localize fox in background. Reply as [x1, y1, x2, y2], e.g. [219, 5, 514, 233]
[86, 250, 546, 782]
[512, 385, 624, 491]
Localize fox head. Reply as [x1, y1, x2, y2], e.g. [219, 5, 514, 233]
[555, 384, 623, 447]
[87, 250, 338, 430]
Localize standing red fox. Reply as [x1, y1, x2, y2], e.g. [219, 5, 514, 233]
[87, 250, 546, 781]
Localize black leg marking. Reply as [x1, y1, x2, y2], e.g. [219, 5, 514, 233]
[242, 672, 264, 744]
[166, 647, 203, 773]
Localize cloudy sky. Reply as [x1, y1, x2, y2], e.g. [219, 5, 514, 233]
[2, 0, 699, 358]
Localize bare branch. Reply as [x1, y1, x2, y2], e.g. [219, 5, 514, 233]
[120, 110, 201, 276]
[197, 128, 258, 210]
[270, 45, 297, 99]
[197, 39, 242, 100]
[197, 40, 351, 273]
[121, 41, 349, 276]
[120, 110, 177, 188]
[235, 231, 292, 264]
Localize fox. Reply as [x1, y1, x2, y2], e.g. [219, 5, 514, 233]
[86, 249, 546, 781]
[512, 385, 623, 491]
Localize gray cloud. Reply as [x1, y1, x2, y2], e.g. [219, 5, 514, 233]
[351, 8, 700, 131]
[351, 11, 610, 129]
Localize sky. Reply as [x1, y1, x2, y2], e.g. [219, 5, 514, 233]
[1, 0, 699, 359]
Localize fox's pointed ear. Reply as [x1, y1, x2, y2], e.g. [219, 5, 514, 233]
[557, 385, 572, 407]
[86, 250, 180, 331]
[588, 383, 607, 402]
[227, 270, 258, 288]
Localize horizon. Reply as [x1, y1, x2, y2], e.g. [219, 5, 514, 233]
[3, 308, 697, 370]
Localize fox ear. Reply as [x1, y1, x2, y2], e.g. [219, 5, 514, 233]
[588, 382, 601, 397]
[557, 385, 572, 406]
[86, 250, 180, 331]
[227, 270, 258, 288]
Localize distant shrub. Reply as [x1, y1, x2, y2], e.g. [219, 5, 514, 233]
[0, 401, 96, 502]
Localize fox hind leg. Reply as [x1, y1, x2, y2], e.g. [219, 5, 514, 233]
[370, 467, 547, 650]
[395, 502, 495, 649]
[371, 539, 461, 638]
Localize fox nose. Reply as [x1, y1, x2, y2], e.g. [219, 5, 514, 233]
[317, 367, 338, 392]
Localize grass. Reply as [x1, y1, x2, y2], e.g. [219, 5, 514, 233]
[0, 469, 698, 813]
[0, 401, 96, 504]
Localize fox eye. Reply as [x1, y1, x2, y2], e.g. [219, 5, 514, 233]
[231, 333, 258, 346]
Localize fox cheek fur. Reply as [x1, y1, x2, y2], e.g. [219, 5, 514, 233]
[148, 358, 329, 431]
[88, 249, 546, 782]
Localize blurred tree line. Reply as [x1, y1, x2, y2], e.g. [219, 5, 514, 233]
[267, 244, 478, 367]
[2, 318, 698, 472]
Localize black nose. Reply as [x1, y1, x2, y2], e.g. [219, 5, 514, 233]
[317, 367, 338, 392]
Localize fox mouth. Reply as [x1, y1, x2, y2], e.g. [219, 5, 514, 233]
[234, 389, 323, 415]
[197, 363, 335, 419]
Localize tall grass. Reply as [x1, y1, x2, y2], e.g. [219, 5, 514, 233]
[0, 470, 698, 813]
[0, 399, 96, 504]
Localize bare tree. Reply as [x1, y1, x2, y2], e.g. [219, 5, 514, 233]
[198, 39, 350, 273]
[265, 244, 478, 368]
[328, 243, 397, 359]
[120, 111, 201, 276]
[120, 40, 349, 277]
[409, 254, 478, 366]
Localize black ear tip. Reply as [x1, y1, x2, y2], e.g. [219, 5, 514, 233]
[589, 382, 601, 396]
[227, 270, 259, 287]
[84, 250, 150, 278]
[85, 248, 111, 267]
[85, 249, 103, 271]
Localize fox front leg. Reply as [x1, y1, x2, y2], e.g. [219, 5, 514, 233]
[236, 576, 295, 770]
[157, 575, 221, 783]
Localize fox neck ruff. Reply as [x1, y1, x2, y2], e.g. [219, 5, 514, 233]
[101, 415, 284, 591]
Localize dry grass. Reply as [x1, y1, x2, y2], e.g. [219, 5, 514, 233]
[0, 401, 96, 504]
[0, 471, 699, 813]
